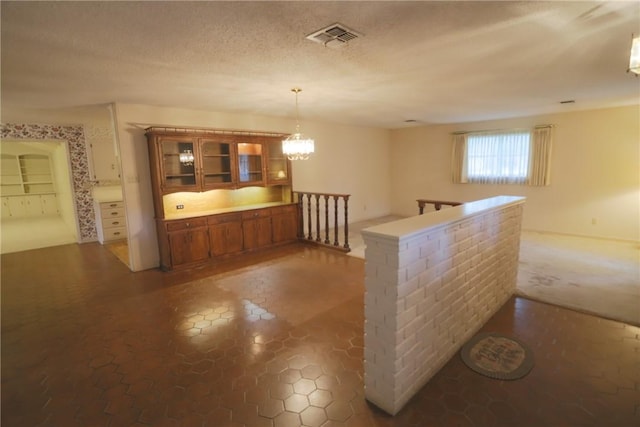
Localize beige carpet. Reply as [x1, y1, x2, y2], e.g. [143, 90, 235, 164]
[517, 231, 640, 326]
[348, 216, 640, 326]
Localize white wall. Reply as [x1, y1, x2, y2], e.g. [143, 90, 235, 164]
[390, 105, 640, 241]
[1, 105, 113, 127]
[113, 103, 392, 271]
[50, 143, 78, 237]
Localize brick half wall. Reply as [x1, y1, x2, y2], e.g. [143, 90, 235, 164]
[361, 196, 525, 415]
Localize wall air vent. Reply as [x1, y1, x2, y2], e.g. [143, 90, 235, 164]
[306, 23, 362, 48]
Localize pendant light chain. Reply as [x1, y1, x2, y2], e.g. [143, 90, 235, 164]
[282, 87, 315, 160]
[294, 88, 302, 133]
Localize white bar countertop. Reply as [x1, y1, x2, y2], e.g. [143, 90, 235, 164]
[362, 196, 526, 242]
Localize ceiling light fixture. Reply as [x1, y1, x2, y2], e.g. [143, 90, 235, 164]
[629, 34, 640, 75]
[282, 88, 314, 161]
[179, 149, 194, 166]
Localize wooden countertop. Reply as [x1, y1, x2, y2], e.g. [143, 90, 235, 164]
[163, 201, 296, 221]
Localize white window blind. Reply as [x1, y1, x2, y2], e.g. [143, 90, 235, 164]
[451, 126, 552, 186]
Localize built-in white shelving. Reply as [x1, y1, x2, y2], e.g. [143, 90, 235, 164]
[0, 153, 59, 218]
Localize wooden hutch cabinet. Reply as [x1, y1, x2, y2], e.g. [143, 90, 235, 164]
[241, 208, 273, 251]
[166, 218, 210, 267]
[265, 140, 291, 185]
[150, 135, 237, 193]
[236, 142, 264, 187]
[200, 139, 236, 188]
[271, 204, 298, 244]
[146, 127, 298, 270]
[208, 213, 243, 257]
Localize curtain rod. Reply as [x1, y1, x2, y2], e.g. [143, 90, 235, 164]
[451, 124, 553, 135]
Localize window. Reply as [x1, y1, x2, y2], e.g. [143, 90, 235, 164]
[467, 130, 530, 183]
[452, 126, 552, 186]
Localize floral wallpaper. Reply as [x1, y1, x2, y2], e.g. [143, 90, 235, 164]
[1, 123, 97, 241]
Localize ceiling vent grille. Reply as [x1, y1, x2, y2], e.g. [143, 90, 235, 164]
[306, 23, 362, 48]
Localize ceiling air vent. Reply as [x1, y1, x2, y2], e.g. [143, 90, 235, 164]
[306, 23, 362, 48]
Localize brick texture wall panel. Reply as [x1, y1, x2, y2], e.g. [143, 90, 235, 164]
[362, 196, 525, 415]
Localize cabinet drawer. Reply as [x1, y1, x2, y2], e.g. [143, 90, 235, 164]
[208, 213, 242, 225]
[102, 217, 126, 228]
[271, 204, 297, 215]
[101, 201, 124, 210]
[166, 218, 208, 231]
[103, 226, 127, 241]
[241, 209, 270, 220]
[101, 207, 125, 218]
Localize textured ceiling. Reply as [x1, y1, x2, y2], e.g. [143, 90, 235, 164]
[1, 1, 639, 128]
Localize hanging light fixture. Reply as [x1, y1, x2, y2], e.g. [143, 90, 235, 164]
[179, 149, 194, 166]
[629, 34, 640, 75]
[282, 88, 315, 160]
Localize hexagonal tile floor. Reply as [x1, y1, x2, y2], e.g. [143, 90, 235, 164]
[1, 242, 638, 426]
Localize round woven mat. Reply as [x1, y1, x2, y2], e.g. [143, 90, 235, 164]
[460, 332, 534, 380]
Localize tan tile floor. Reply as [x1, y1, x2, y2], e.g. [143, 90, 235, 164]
[1, 242, 639, 426]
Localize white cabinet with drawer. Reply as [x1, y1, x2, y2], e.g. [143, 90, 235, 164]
[95, 200, 127, 243]
[1, 194, 59, 218]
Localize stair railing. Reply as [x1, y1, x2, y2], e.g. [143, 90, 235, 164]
[416, 199, 462, 215]
[294, 191, 351, 252]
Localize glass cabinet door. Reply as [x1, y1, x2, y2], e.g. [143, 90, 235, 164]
[237, 142, 264, 185]
[160, 138, 197, 190]
[200, 139, 234, 189]
[266, 140, 290, 185]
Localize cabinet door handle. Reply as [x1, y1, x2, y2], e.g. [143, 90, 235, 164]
[113, 232, 121, 236]
[109, 203, 118, 207]
[112, 221, 120, 225]
[110, 211, 118, 215]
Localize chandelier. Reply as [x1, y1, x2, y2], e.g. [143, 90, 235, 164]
[179, 149, 194, 166]
[629, 35, 640, 75]
[282, 88, 315, 160]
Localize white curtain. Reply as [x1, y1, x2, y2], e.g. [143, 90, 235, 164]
[529, 125, 553, 186]
[466, 130, 530, 184]
[451, 126, 552, 186]
[451, 133, 468, 184]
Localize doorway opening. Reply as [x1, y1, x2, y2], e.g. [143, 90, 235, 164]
[1, 140, 78, 254]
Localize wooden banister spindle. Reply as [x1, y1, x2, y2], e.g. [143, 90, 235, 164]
[343, 195, 350, 250]
[292, 190, 351, 253]
[306, 193, 313, 240]
[314, 194, 321, 242]
[297, 194, 304, 238]
[333, 195, 339, 246]
[324, 195, 330, 244]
